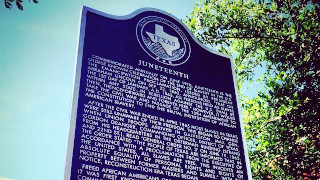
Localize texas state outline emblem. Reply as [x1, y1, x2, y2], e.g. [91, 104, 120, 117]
[136, 16, 191, 66]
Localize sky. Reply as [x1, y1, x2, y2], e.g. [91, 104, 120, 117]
[0, 1, 197, 179]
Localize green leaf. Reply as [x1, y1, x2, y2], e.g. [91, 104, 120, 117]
[16, 1, 23, 10]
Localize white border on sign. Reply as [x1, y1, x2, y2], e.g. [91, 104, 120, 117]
[230, 58, 253, 180]
[64, 6, 253, 180]
[64, 6, 87, 180]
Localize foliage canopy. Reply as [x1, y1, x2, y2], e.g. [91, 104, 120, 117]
[186, 0, 320, 178]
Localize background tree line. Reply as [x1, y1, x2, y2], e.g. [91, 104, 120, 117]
[185, 0, 319, 179]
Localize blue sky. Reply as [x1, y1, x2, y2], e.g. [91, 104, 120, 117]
[0, 1, 196, 179]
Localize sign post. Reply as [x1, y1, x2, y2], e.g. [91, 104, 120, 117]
[65, 6, 252, 180]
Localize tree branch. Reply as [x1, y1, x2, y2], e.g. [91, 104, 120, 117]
[213, 36, 299, 45]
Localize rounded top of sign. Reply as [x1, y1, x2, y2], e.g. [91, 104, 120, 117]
[82, 6, 233, 64]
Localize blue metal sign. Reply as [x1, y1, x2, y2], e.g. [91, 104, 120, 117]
[65, 6, 252, 180]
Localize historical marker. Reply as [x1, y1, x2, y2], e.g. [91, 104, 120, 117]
[65, 6, 252, 180]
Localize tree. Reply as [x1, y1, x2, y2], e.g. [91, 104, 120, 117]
[185, 0, 320, 179]
[4, 0, 38, 11]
